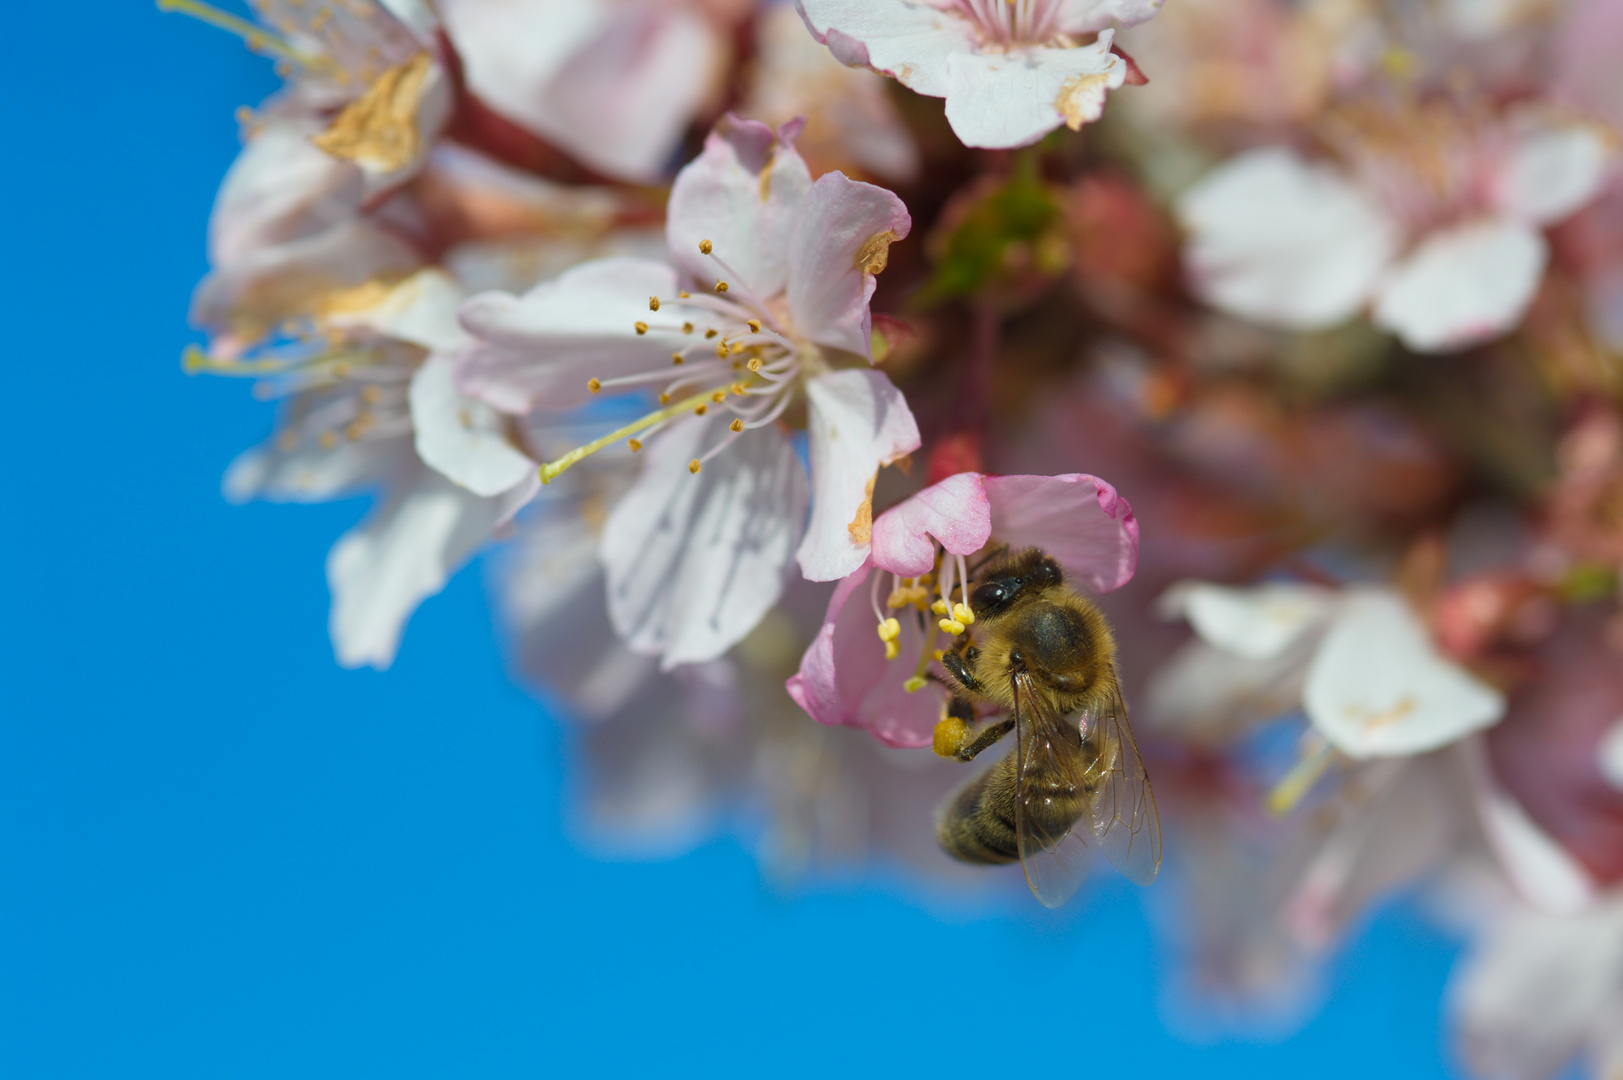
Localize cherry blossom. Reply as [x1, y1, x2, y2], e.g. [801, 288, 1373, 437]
[456, 117, 917, 669]
[795, 0, 1161, 149]
[787, 471, 1140, 747]
[1177, 108, 1618, 353]
[215, 270, 538, 669]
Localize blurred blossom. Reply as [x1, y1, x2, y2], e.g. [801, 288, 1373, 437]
[796, 0, 1159, 148]
[1178, 106, 1617, 351]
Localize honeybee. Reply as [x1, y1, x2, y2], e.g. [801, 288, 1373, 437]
[934, 548, 1161, 907]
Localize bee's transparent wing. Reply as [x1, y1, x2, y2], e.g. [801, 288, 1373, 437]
[1082, 683, 1163, 886]
[1012, 671, 1093, 909]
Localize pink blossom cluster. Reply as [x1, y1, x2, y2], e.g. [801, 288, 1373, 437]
[173, 1, 1623, 1075]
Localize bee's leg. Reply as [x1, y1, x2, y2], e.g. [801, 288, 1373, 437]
[954, 717, 1015, 762]
[933, 696, 1016, 762]
[940, 648, 984, 694]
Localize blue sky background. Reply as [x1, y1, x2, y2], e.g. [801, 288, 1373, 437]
[1, 4, 1467, 1076]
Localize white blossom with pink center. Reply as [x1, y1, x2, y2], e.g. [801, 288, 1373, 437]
[787, 471, 1140, 747]
[795, 0, 1162, 149]
[454, 117, 919, 670]
[1177, 106, 1618, 353]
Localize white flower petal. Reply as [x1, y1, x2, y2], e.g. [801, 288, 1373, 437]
[1476, 775, 1597, 916]
[326, 464, 507, 669]
[786, 171, 912, 359]
[943, 35, 1125, 149]
[665, 116, 813, 297]
[409, 355, 538, 497]
[325, 268, 470, 353]
[1178, 148, 1400, 331]
[1161, 580, 1338, 660]
[1494, 120, 1614, 226]
[1372, 218, 1548, 353]
[1303, 591, 1506, 759]
[223, 434, 412, 504]
[797, 369, 920, 582]
[796, 0, 974, 97]
[1600, 716, 1623, 794]
[441, 0, 715, 181]
[1054, 0, 1165, 33]
[207, 119, 363, 266]
[1453, 898, 1623, 1080]
[456, 257, 686, 413]
[1143, 638, 1311, 741]
[601, 416, 808, 670]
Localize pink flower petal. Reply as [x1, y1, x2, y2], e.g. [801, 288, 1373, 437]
[982, 473, 1139, 593]
[869, 472, 992, 577]
[665, 115, 812, 297]
[786, 170, 911, 359]
[787, 563, 941, 748]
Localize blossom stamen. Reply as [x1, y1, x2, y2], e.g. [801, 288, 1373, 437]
[156, 0, 315, 66]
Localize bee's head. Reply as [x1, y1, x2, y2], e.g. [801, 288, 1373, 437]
[970, 549, 1063, 618]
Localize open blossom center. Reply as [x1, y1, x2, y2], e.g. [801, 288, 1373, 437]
[870, 543, 978, 692]
[947, 0, 1070, 48]
[540, 240, 821, 483]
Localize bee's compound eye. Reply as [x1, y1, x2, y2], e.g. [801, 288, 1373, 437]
[973, 580, 1013, 609]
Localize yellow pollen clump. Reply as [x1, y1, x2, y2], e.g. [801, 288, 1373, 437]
[695, 404, 708, 416]
[933, 716, 970, 758]
[953, 603, 976, 626]
[682, 322, 694, 334]
[587, 378, 602, 394]
[649, 297, 661, 312]
[689, 459, 702, 474]
[747, 358, 762, 372]
[672, 352, 685, 365]
[699, 239, 713, 255]
[747, 319, 761, 333]
[705, 328, 718, 339]
[877, 618, 901, 642]
[311, 52, 435, 172]
[855, 230, 900, 275]
[635, 321, 648, 335]
[628, 438, 643, 452]
[729, 418, 744, 433]
[715, 280, 729, 294]
[903, 676, 928, 693]
[930, 599, 949, 616]
[711, 391, 726, 403]
[939, 617, 966, 636]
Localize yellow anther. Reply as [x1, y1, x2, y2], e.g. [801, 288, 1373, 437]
[689, 459, 702, 474]
[877, 618, 901, 643]
[649, 297, 661, 312]
[711, 391, 726, 403]
[932, 650, 945, 661]
[904, 676, 928, 693]
[694, 404, 708, 416]
[931, 599, 949, 616]
[729, 418, 744, 433]
[747, 319, 761, 333]
[885, 639, 900, 661]
[587, 378, 602, 394]
[715, 280, 729, 294]
[682, 322, 694, 334]
[361, 385, 382, 404]
[747, 358, 762, 372]
[716, 343, 730, 359]
[729, 341, 745, 355]
[699, 239, 713, 255]
[953, 603, 976, 626]
[679, 291, 691, 299]
[319, 431, 338, 449]
[705, 328, 718, 339]
[635, 321, 648, 335]
[659, 393, 671, 405]
[627, 438, 643, 452]
[672, 352, 685, 365]
[730, 383, 747, 396]
[939, 618, 966, 636]
[933, 716, 970, 758]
